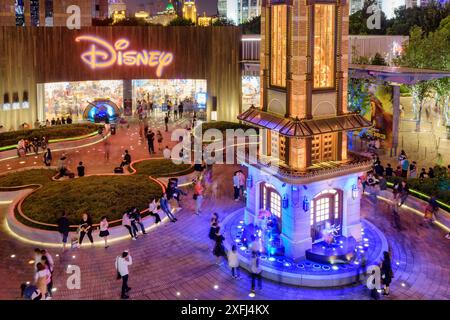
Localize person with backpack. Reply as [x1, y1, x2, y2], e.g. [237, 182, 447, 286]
[115, 250, 132, 299]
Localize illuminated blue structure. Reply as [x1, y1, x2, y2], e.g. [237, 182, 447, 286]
[83, 99, 121, 123]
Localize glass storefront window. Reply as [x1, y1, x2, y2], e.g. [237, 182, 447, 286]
[270, 5, 287, 88]
[314, 4, 336, 89]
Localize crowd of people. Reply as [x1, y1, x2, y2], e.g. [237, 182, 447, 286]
[361, 150, 448, 237]
[16, 136, 48, 157]
[20, 249, 55, 300]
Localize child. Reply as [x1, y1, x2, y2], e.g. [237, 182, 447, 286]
[99, 216, 110, 248]
[228, 245, 240, 279]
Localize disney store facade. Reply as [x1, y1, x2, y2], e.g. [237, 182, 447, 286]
[0, 26, 242, 129]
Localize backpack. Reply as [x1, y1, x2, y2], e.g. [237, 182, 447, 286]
[23, 285, 41, 300]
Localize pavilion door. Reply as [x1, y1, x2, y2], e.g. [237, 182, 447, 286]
[310, 191, 342, 242]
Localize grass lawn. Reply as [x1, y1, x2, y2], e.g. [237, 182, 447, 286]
[0, 158, 194, 229]
[133, 159, 193, 177]
[0, 169, 56, 188]
[21, 175, 162, 226]
[0, 123, 102, 148]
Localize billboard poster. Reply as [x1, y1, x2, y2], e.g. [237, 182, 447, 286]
[364, 84, 394, 148]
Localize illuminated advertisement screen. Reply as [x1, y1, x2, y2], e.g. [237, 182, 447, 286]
[242, 76, 260, 111]
[43, 80, 123, 121]
[196, 92, 207, 106]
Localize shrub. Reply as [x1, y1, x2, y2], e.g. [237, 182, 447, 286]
[133, 159, 192, 177]
[386, 166, 450, 206]
[0, 124, 101, 148]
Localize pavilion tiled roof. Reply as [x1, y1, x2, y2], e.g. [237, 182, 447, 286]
[238, 107, 372, 138]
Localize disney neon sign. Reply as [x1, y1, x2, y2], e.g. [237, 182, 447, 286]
[75, 35, 173, 77]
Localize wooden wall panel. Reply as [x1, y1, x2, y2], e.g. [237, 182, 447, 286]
[0, 26, 242, 129]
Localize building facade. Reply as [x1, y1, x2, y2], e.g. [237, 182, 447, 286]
[238, 0, 372, 259]
[182, 0, 197, 23]
[0, 26, 242, 129]
[0, 0, 93, 27]
[218, 0, 261, 24]
[107, 0, 125, 18]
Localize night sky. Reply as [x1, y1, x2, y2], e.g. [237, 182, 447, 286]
[126, 0, 219, 16]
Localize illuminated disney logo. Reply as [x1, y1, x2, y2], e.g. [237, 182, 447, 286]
[75, 35, 173, 77]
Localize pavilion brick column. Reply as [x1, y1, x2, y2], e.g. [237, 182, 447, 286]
[288, 138, 307, 170]
[290, 0, 308, 118]
[281, 188, 312, 260]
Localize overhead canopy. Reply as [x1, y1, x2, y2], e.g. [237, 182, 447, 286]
[238, 107, 372, 138]
[349, 64, 450, 85]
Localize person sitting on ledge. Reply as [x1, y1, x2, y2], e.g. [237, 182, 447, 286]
[120, 150, 131, 168]
[56, 155, 74, 179]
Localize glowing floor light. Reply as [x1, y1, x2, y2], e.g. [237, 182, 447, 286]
[213, 285, 219, 290]
[332, 266, 339, 271]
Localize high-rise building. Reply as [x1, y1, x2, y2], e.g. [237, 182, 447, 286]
[218, 0, 261, 25]
[218, 0, 238, 24]
[108, 0, 125, 18]
[93, 0, 108, 19]
[182, 0, 197, 24]
[0, 0, 93, 27]
[172, 0, 183, 17]
[349, 0, 384, 15]
[239, 0, 261, 23]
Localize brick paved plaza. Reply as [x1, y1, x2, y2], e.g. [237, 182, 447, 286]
[0, 121, 449, 301]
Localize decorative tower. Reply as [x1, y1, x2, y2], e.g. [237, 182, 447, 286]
[238, 0, 372, 260]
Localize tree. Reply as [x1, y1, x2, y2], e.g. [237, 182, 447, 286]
[212, 17, 236, 26]
[240, 15, 260, 34]
[168, 17, 195, 26]
[387, 0, 450, 35]
[396, 17, 450, 131]
[349, 0, 388, 35]
[371, 53, 387, 66]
